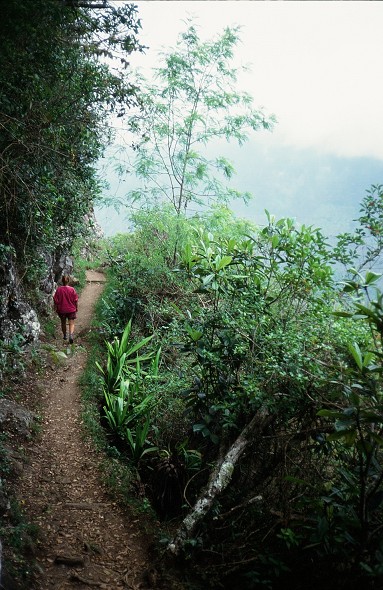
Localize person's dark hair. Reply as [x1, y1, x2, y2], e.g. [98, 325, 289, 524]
[62, 274, 71, 285]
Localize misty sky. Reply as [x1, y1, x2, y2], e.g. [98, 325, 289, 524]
[131, 0, 383, 161]
[97, 1, 383, 237]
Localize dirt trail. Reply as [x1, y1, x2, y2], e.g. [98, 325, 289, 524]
[17, 270, 153, 590]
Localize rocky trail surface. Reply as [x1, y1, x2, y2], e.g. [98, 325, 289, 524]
[16, 270, 157, 590]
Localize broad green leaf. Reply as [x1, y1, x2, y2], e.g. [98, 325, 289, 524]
[328, 429, 357, 445]
[202, 273, 215, 286]
[119, 320, 132, 354]
[365, 270, 382, 285]
[216, 255, 232, 270]
[354, 304, 378, 319]
[185, 324, 203, 341]
[333, 311, 353, 318]
[348, 342, 363, 371]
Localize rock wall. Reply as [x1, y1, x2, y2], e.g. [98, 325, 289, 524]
[0, 253, 40, 344]
[0, 209, 102, 346]
[0, 249, 76, 344]
[39, 251, 74, 302]
[81, 206, 104, 260]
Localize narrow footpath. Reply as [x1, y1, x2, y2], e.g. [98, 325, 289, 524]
[17, 271, 154, 590]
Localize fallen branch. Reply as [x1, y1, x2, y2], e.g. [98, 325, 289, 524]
[168, 412, 273, 556]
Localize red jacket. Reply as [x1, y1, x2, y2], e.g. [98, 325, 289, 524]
[53, 285, 78, 314]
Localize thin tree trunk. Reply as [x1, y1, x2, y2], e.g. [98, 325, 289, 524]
[168, 412, 274, 556]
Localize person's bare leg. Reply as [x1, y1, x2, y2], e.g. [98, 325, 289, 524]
[68, 319, 75, 343]
[60, 317, 67, 339]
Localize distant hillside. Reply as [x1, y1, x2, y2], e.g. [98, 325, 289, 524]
[96, 139, 383, 239]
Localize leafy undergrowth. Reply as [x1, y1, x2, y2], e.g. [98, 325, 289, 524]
[84, 203, 383, 589]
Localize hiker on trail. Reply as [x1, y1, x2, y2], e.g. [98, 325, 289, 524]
[53, 274, 78, 344]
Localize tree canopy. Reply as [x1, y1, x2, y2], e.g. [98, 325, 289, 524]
[122, 21, 276, 216]
[0, 0, 142, 275]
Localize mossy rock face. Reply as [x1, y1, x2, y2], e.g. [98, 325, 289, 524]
[0, 254, 40, 345]
[0, 246, 79, 346]
[0, 399, 37, 438]
[53, 254, 74, 284]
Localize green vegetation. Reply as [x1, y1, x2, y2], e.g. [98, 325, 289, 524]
[334, 184, 383, 273]
[0, 497, 39, 586]
[0, 0, 142, 582]
[89, 196, 383, 589]
[121, 21, 275, 219]
[1, 3, 383, 588]
[0, 0, 142, 282]
[96, 320, 160, 463]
